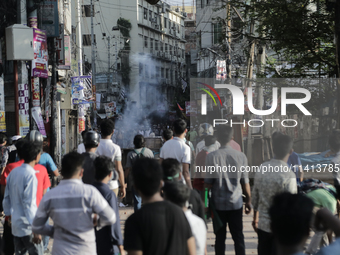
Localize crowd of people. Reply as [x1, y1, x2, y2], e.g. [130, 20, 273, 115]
[0, 119, 340, 255]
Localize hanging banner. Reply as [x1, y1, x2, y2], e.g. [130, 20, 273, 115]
[31, 107, 47, 137]
[216, 60, 226, 81]
[78, 117, 85, 134]
[185, 101, 197, 116]
[40, 1, 59, 37]
[105, 102, 116, 118]
[58, 35, 71, 70]
[96, 93, 101, 109]
[32, 28, 48, 78]
[32, 77, 40, 107]
[55, 24, 65, 65]
[18, 84, 30, 136]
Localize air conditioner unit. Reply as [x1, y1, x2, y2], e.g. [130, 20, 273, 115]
[183, 12, 187, 17]
[175, 8, 180, 12]
[151, 18, 157, 23]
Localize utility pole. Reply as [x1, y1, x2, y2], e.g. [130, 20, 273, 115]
[335, 0, 340, 128]
[115, 36, 119, 83]
[245, 18, 256, 166]
[107, 36, 111, 89]
[91, 0, 96, 91]
[226, 1, 232, 79]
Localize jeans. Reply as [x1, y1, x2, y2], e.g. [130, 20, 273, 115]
[43, 235, 49, 251]
[3, 220, 14, 255]
[13, 235, 44, 255]
[257, 229, 276, 255]
[132, 187, 142, 212]
[215, 208, 245, 255]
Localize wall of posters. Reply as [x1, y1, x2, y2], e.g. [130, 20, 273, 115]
[32, 29, 48, 78]
[18, 84, 30, 136]
[0, 112, 6, 132]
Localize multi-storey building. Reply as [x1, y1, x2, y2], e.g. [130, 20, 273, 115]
[74, 0, 187, 110]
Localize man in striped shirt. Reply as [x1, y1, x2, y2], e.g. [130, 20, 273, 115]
[32, 152, 116, 255]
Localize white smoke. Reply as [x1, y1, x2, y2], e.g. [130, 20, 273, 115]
[114, 54, 169, 148]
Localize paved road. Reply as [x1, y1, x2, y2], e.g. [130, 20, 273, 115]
[117, 206, 258, 255]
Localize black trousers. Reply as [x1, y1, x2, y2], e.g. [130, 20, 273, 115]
[3, 220, 14, 255]
[215, 208, 245, 255]
[257, 229, 276, 255]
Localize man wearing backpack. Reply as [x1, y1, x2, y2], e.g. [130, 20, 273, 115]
[125, 135, 154, 211]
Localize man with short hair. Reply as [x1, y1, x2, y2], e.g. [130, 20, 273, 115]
[205, 125, 252, 255]
[160, 119, 192, 188]
[252, 133, 297, 255]
[124, 158, 196, 255]
[163, 182, 206, 255]
[269, 193, 340, 255]
[3, 140, 44, 255]
[162, 158, 205, 222]
[96, 119, 125, 198]
[93, 156, 124, 255]
[82, 131, 100, 185]
[162, 129, 173, 142]
[125, 135, 154, 211]
[32, 152, 117, 255]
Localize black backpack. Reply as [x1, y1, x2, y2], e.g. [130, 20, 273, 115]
[134, 147, 146, 160]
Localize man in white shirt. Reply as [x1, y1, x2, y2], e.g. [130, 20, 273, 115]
[96, 119, 126, 198]
[252, 133, 297, 255]
[160, 119, 192, 188]
[164, 181, 206, 255]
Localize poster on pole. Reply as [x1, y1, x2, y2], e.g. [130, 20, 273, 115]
[216, 60, 226, 81]
[18, 84, 30, 136]
[32, 28, 48, 78]
[31, 107, 47, 137]
[105, 102, 116, 118]
[78, 117, 85, 134]
[32, 77, 40, 107]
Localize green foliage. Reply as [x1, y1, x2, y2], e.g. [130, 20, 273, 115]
[226, 0, 336, 77]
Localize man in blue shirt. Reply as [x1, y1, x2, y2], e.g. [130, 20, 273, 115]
[3, 141, 44, 255]
[93, 156, 124, 255]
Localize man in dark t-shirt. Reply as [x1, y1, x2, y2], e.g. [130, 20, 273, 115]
[124, 158, 196, 255]
[82, 131, 99, 184]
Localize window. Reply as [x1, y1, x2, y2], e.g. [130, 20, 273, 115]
[82, 34, 95, 46]
[169, 45, 172, 55]
[155, 40, 159, 50]
[156, 67, 160, 78]
[139, 63, 143, 76]
[166, 69, 169, 79]
[164, 17, 167, 28]
[201, 0, 204, 8]
[160, 42, 163, 51]
[144, 8, 148, 20]
[213, 23, 223, 44]
[150, 38, 153, 49]
[161, 68, 164, 78]
[145, 65, 149, 78]
[149, 10, 152, 21]
[182, 49, 185, 58]
[165, 43, 168, 52]
[177, 24, 180, 33]
[144, 36, 148, 48]
[154, 13, 158, 24]
[82, 5, 94, 17]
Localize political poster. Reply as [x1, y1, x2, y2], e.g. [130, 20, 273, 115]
[32, 28, 48, 78]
